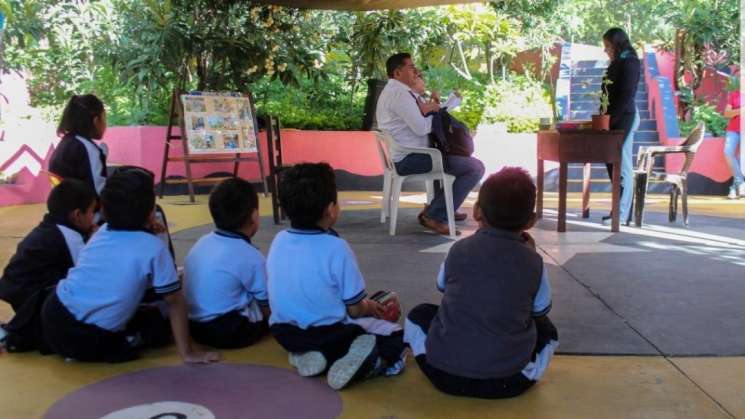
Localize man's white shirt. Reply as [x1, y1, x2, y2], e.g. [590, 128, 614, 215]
[375, 79, 433, 162]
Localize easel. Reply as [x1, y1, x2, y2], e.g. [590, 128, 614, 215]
[158, 89, 269, 203]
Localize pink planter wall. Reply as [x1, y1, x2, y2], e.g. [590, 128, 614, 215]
[104, 127, 384, 183]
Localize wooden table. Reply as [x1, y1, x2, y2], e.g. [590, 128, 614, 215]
[536, 130, 625, 232]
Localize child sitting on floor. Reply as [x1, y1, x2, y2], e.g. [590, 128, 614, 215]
[184, 178, 270, 349]
[267, 162, 406, 390]
[404, 167, 559, 399]
[50, 94, 108, 195]
[40, 169, 220, 364]
[0, 179, 96, 352]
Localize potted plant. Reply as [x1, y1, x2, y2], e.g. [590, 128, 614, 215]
[592, 75, 613, 130]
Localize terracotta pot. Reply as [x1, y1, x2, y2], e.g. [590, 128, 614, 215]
[592, 114, 610, 131]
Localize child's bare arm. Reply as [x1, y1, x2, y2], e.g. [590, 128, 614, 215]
[164, 291, 221, 364]
[347, 298, 384, 319]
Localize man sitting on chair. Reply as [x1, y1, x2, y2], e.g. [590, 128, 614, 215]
[376, 52, 485, 235]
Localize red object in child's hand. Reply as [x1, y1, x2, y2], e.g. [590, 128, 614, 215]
[371, 291, 401, 322]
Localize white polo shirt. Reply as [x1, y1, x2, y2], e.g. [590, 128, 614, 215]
[56, 224, 180, 332]
[267, 228, 367, 329]
[376, 78, 433, 162]
[184, 230, 269, 322]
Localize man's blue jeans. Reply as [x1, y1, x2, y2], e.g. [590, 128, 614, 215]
[395, 154, 485, 223]
[724, 131, 743, 187]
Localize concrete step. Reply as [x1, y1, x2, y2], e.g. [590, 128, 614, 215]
[634, 131, 658, 141]
[639, 119, 656, 130]
[571, 82, 647, 94]
[571, 100, 650, 111]
[569, 109, 651, 120]
[573, 60, 609, 69]
[570, 92, 648, 102]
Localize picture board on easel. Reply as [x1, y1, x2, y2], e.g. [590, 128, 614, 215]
[159, 89, 269, 204]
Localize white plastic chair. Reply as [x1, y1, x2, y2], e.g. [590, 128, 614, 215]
[374, 130, 456, 238]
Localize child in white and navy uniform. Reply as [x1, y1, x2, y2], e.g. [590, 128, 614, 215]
[0, 179, 96, 352]
[49, 95, 175, 256]
[49, 94, 108, 196]
[40, 169, 220, 364]
[404, 167, 559, 399]
[184, 178, 270, 349]
[268, 163, 406, 390]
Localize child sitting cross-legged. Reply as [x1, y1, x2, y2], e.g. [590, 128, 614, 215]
[404, 167, 559, 399]
[0, 179, 96, 352]
[268, 162, 406, 390]
[40, 169, 220, 364]
[184, 178, 270, 349]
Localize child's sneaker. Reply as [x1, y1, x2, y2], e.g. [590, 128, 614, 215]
[327, 334, 379, 390]
[727, 186, 739, 200]
[289, 351, 327, 377]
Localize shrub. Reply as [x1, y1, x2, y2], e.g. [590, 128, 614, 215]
[679, 103, 728, 137]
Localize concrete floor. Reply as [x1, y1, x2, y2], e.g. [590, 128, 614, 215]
[1, 192, 744, 418]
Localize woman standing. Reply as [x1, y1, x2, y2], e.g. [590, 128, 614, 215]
[601, 28, 641, 224]
[723, 78, 742, 199]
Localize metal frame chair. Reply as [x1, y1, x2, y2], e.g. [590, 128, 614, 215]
[632, 123, 705, 226]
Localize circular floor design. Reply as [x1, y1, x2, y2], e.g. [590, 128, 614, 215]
[45, 364, 342, 419]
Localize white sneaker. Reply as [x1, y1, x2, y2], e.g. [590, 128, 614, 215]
[327, 334, 377, 390]
[727, 187, 739, 200]
[738, 183, 745, 197]
[288, 351, 327, 377]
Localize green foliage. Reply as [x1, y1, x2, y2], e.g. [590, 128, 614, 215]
[3, 0, 738, 133]
[252, 75, 365, 131]
[679, 103, 728, 137]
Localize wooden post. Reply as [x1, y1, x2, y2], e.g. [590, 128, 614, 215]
[581, 163, 592, 218]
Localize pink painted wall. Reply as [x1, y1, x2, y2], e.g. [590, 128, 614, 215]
[0, 145, 54, 207]
[646, 52, 732, 184]
[103, 127, 385, 183]
[654, 50, 734, 112]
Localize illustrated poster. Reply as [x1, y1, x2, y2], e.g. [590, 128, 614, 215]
[181, 92, 258, 154]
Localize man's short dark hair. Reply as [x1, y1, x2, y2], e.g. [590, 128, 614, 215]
[209, 178, 258, 231]
[101, 169, 155, 230]
[57, 94, 105, 139]
[279, 163, 337, 229]
[477, 167, 536, 231]
[47, 179, 97, 219]
[386, 53, 412, 78]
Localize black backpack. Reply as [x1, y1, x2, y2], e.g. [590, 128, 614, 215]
[430, 109, 474, 157]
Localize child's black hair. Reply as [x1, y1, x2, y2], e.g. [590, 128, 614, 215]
[278, 162, 337, 230]
[47, 179, 97, 219]
[209, 178, 259, 231]
[100, 169, 155, 230]
[57, 94, 105, 139]
[477, 167, 536, 231]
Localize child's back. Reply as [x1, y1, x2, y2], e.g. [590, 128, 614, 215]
[267, 163, 406, 391]
[404, 167, 558, 399]
[0, 179, 95, 311]
[56, 224, 178, 332]
[427, 229, 546, 379]
[185, 231, 267, 322]
[268, 229, 365, 329]
[183, 178, 269, 349]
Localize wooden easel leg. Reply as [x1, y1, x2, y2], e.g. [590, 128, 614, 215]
[159, 140, 170, 199]
[558, 162, 568, 232]
[536, 159, 544, 219]
[256, 121, 270, 198]
[611, 161, 621, 232]
[233, 153, 240, 177]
